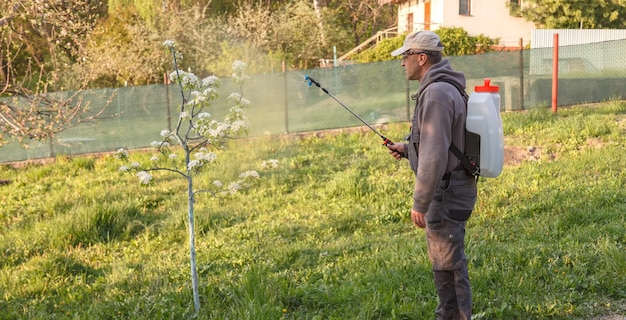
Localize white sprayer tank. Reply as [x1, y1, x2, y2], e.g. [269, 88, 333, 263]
[466, 79, 504, 178]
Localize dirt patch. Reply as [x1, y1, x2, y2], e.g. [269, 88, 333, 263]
[504, 145, 551, 166]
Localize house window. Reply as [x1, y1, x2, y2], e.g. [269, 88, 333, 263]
[509, 0, 522, 16]
[459, 0, 471, 15]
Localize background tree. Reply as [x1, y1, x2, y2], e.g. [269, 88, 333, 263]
[325, 0, 397, 47]
[77, 7, 170, 87]
[2, 0, 399, 91]
[0, 0, 113, 148]
[268, 0, 328, 69]
[517, 0, 626, 29]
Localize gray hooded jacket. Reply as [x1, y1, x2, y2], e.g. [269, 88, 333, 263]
[404, 59, 468, 214]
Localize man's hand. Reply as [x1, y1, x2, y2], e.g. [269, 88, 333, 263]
[411, 209, 426, 229]
[387, 143, 405, 160]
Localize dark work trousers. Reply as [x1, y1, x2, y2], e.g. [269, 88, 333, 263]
[425, 170, 477, 320]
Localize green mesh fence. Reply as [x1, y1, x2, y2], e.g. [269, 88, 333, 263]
[2, 39, 625, 163]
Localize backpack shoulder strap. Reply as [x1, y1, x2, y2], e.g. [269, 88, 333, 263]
[450, 142, 480, 177]
[438, 80, 480, 177]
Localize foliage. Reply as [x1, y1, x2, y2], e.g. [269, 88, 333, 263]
[267, 0, 328, 69]
[2, 0, 397, 89]
[435, 27, 500, 56]
[0, 0, 106, 89]
[0, 0, 114, 147]
[353, 27, 500, 63]
[77, 7, 170, 87]
[1, 101, 626, 318]
[324, 0, 398, 47]
[517, 0, 626, 28]
[220, 2, 285, 74]
[353, 36, 405, 63]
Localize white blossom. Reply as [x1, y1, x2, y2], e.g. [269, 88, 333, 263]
[160, 129, 171, 138]
[261, 159, 279, 169]
[228, 181, 242, 194]
[194, 151, 217, 162]
[163, 40, 175, 47]
[130, 162, 141, 168]
[187, 160, 202, 171]
[230, 120, 249, 132]
[119, 165, 129, 172]
[228, 92, 243, 102]
[137, 171, 152, 184]
[188, 91, 207, 105]
[115, 148, 128, 160]
[169, 70, 199, 88]
[199, 121, 230, 139]
[169, 70, 179, 83]
[169, 153, 178, 160]
[232, 60, 247, 72]
[202, 76, 219, 87]
[198, 112, 211, 119]
[229, 106, 244, 114]
[181, 72, 199, 87]
[238, 97, 251, 107]
[240, 170, 259, 179]
[213, 180, 223, 188]
[202, 87, 218, 99]
[150, 156, 159, 162]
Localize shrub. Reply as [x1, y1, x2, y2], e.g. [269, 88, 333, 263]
[353, 27, 500, 62]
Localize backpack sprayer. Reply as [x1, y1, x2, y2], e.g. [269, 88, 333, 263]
[304, 76, 505, 178]
[304, 75, 394, 146]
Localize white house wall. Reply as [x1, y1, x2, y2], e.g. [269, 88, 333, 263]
[397, 0, 536, 47]
[531, 29, 626, 48]
[529, 29, 626, 74]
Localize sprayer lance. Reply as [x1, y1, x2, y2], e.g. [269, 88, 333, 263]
[304, 76, 393, 146]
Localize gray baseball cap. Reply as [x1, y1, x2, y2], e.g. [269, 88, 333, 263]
[391, 30, 444, 56]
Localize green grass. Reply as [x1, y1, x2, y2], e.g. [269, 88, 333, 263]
[1, 101, 626, 319]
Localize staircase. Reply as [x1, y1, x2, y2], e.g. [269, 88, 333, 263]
[336, 27, 399, 63]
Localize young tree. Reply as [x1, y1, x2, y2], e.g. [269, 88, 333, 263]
[116, 40, 277, 313]
[518, 0, 626, 29]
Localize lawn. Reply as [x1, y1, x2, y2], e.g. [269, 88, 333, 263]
[0, 101, 625, 319]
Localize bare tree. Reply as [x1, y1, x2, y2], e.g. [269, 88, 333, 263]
[0, 0, 114, 149]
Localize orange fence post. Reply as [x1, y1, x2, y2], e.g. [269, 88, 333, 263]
[552, 33, 559, 114]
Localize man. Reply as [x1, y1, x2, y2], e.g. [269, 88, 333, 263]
[386, 30, 478, 320]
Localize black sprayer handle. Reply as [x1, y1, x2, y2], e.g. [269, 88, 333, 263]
[306, 75, 394, 147]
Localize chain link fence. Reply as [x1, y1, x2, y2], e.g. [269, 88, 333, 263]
[2, 39, 625, 163]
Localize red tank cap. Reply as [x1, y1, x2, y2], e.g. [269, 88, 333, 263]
[475, 78, 499, 93]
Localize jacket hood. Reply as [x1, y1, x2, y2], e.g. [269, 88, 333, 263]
[418, 59, 466, 96]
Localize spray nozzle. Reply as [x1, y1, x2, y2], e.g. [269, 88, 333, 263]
[304, 75, 320, 88]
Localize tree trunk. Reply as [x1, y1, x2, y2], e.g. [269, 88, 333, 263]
[312, 0, 326, 45]
[187, 173, 200, 313]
